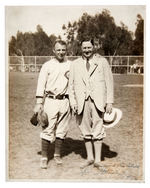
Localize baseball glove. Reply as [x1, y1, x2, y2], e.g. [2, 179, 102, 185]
[30, 112, 39, 126]
[30, 109, 49, 128]
[38, 109, 49, 128]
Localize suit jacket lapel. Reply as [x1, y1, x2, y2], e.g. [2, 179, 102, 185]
[89, 58, 98, 76]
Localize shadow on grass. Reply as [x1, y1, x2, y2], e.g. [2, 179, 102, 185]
[37, 137, 117, 161]
[62, 137, 118, 161]
[101, 143, 118, 161]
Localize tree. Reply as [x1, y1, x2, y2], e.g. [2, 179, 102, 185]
[62, 21, 78, 55]
[49, 34, 57, 54]
[132, 14, 144, 55]
[112, 23, 133, 55]
[33, 25, 51, 55]
[9, 36, 17, 55]
[63, 9, 133, 56]
[9, 25, 58, 56]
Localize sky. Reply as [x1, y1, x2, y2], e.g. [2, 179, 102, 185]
[5, 5, 145, 41]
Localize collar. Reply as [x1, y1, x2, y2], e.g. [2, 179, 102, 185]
[54, 57, 67, 63]
[82, 55, 98, 66]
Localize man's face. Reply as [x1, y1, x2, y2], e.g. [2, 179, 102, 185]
[81, 41, 94, 59]
[53, 43, 67, 62]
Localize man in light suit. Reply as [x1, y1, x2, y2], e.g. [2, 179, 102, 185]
[69, 38, 114, 168]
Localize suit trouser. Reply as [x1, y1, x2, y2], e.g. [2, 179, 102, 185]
[77, 97, 106, 140]
[40, 97, 70, 142]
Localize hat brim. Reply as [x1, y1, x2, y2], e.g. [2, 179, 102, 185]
[103, 108, 122, 129]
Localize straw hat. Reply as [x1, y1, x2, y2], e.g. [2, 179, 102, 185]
[103, 108, 122, 129]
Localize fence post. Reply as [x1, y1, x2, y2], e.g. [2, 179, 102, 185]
[21, 56, 25, 72]
[127, 56, 129, 75]
[110, 56, 113, 70]
[35, 56, 36, 72]
[8, 56, 10, 72]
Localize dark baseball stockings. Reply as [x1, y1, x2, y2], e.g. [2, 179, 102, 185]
[54, 137, 63, 156]
[41, 138, 50, 158]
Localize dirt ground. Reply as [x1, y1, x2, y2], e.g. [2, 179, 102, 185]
[8, 72, 144, 182]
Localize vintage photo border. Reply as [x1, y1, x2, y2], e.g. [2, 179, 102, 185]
[1, 0, 150, 186]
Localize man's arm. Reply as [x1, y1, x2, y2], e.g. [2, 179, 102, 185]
[68, 61, 78, 113]
[103, 58, 114, 113]
[34, 64, 48, 113]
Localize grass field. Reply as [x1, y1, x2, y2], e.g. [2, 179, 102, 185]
[8, 72, 143, 181]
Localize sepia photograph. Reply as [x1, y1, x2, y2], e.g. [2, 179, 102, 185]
[5, 4, 145, 182]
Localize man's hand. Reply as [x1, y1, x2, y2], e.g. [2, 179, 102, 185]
[34, 103, 43, 114]
[106, 103, 113, 114]
[71, 104, 78, 114]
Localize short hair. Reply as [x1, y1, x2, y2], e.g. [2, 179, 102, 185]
[53, 39, 67, 48]
[80, 38, 94, 46]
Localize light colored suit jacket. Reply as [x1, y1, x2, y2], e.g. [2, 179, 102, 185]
[69, 55, 114, 114]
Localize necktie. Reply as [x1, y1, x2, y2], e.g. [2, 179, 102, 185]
[86, 58, 90, 71]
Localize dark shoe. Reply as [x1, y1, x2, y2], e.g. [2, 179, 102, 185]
[40, 157, 48, 169]
[80, 160, 94, 169]
[54, 156, 62, 165]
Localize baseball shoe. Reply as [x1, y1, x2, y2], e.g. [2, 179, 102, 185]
[94, 162, 102, 169]
[40, 157, 48, 169]
[80, 159, 94, 169]
[54, 156, 62, 165]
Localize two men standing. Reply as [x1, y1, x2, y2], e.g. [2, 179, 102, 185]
[34, 38, 114, 169]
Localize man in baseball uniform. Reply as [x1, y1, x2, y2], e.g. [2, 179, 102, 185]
[34, 40, 71, 169]
[69, 38, 114, 168]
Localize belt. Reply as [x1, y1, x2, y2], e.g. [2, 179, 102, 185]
[46, 94, 69, 100]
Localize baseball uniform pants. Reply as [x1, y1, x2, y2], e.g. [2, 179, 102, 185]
[40, 97, 70, 142]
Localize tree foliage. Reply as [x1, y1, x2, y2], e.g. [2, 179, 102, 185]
[9, 25, 57, 56]
[63, 10, 143, 56]
[9, 11, 144, 56]
[132, 14, 144, 55]
[63, 9, 136, 55]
